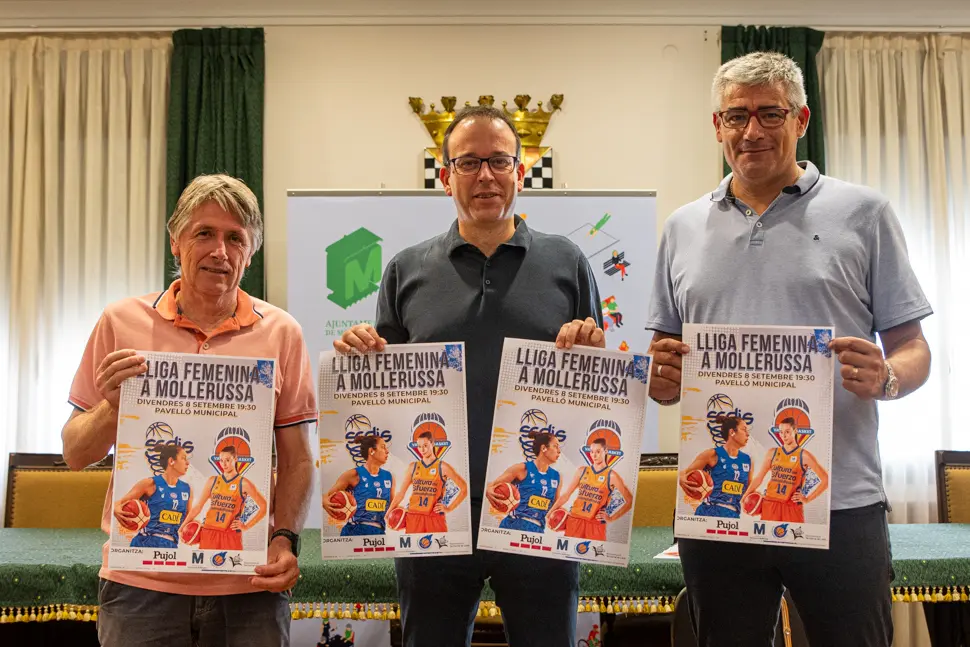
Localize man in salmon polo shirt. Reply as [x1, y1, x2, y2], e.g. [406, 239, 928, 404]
[62, 174, 317, 647]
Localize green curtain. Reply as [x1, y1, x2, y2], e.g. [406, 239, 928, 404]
[721, 26, 826, 175]
[165, 28, 266, 299]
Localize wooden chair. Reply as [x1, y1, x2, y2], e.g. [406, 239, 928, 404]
[672, 587, 809, 647]
[5, 453, 112, 528]
[936, 450, 970, 523]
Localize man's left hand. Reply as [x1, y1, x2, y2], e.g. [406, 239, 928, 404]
[251, 536, 299, 593]
[556, 317, 606, 349]
[829, 337, 888, 400]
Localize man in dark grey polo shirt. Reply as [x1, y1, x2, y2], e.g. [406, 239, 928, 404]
[335, 105, 604, 647]
[647, 52, 932, 647]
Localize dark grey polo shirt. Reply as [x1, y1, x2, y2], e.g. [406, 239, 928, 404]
[376, 215, 603, 505]
[647, 161, 932, 510]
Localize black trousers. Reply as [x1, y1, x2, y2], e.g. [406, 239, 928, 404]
[680, 502, 894, 647]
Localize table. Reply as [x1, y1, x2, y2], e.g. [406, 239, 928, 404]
[1, 525, 968, 623]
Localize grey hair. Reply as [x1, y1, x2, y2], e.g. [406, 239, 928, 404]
[167, 174, 263, 271]
[711, 51, 807, 111]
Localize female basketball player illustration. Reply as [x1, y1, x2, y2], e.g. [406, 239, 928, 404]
[743, 417, 829, 523]
[325, 435, 396, 535]
[114, 443, 193, 548]
[186, 440, 267, 550]
[550, 421, 633, 541]
[678, 415, 753, 518]
[486, 430, 562, 532]
[388, 413, 468, 534]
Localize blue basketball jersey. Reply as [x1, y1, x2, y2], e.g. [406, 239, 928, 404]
[508, 461, 560, 528]
[705, 446, 751, 512]
[350, 466, 393, 528]
[141, 475, 191, 538]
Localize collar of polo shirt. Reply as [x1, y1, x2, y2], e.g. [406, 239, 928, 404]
[152, 279, 262, 337]
[444, 214, 533, 256]
[712, 161, 822, 203]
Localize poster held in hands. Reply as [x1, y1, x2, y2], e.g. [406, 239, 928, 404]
[108, 351, 276, 573]
[477, 339, 651, 567]
[675, 324, 834, 549]
[318, 343, 472, 559]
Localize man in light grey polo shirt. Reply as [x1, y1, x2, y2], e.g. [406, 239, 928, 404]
[647, 52, 932, 647]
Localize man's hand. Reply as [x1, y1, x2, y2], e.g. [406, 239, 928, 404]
[829, 337, 887, 400]
[334, 324, 387, 354]
[251, 536, 299, 593]
[649, 338, 690, 402]
[556, 317, 606, 349]
[97, 350, 147, 410]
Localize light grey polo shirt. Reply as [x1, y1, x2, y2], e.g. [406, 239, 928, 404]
[647, 161, 932, 510]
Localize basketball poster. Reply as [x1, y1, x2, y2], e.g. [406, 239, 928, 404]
[318, 343, 472, 559]
[476, 338, 651, 567]
[675, 324, 835, 549]
[107, 351, 276, 573]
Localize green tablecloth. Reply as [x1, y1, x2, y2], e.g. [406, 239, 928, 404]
[1, 524, 968, 619]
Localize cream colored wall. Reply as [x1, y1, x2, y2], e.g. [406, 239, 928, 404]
[263, 24, 722, 451]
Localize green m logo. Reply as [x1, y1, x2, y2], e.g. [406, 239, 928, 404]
[325, 228, 383, 308]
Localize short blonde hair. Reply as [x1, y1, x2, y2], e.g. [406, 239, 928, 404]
[167, 174, 263, 256]
[712, 51, 807, 111]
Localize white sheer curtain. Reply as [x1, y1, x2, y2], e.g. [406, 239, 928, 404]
[820, 32, 970, 647]
[0, 34, 171, 514]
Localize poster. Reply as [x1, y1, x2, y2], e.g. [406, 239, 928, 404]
[675, 324, 835, 549]
[318, 343, 472, 559]
[108, 352, 276, 573]
[477, 339, 651, 567]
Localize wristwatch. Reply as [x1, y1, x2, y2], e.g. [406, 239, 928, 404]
[883, 361, 899, 400]
[271, 528, 301, 557]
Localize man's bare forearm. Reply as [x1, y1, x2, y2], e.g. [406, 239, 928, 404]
[61, 400, 117, 470]
[273, 427, 314, 532]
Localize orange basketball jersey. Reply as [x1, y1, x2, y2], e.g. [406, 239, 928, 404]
[764, 447, 805, 503]
[408, 459, 444, 515]
[569, 466, 612, 520]
[204, 474, 244, 530]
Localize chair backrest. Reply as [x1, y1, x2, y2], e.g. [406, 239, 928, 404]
[5, 453, 112, 528]
[672, 587, 808, 647]
[632, 453, 679, 527]
[936, 450, 970, 523]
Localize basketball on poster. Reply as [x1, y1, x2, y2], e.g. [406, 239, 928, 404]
[477, 339, 651, 567]
[675, 324, 835, 549]
[318, 343, 472, 559]
[108, 351, 277, 574]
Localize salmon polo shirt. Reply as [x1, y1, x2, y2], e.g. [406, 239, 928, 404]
[69, 279, 317, 596]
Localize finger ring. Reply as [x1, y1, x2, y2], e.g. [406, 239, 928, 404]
[853, 367, 859, 379]
[657, 364, 663, 377]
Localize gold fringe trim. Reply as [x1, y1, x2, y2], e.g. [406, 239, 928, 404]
[891, 586, 970, 603]
[10, 587, 966, 623]
[0, 604, 99, 623]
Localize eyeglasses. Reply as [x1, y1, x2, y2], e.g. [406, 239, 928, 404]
[717, 107, 793, 130]
[449, 155, 518, 175]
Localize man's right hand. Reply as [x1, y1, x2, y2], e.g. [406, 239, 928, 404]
[649, 337, 690, 402]
[334, 324, 387, 354]
[97, 350, 148, 410]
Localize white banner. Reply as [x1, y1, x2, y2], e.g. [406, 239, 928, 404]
[318, 343, 472, 559]
[108, 352, 276, 573]
[477, 339, 651, 567]
[674, 324, 835, 549]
